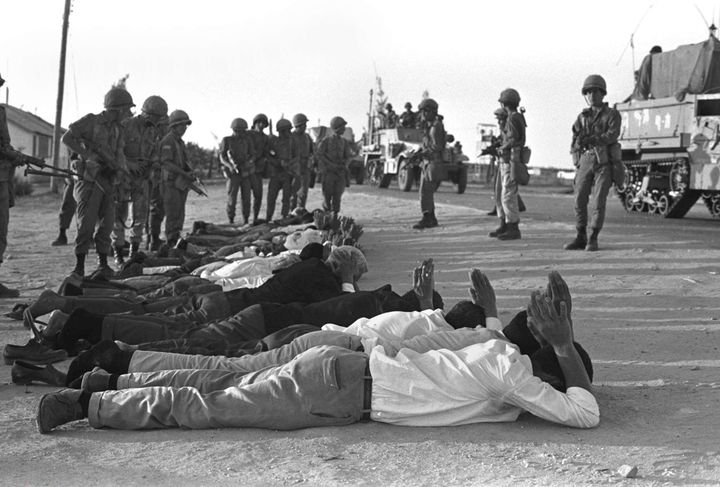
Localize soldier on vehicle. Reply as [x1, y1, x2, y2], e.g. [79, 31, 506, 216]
[488, 88, 525, 241]
[247, 113, 270, 224]
[412, 98, 446, 230]
[564, 75, 621, 252]
[0, 73, 19, 297]
[266, 118, 296, 221]
[399, 102, 417, 128]
[160, 110, 194, 247]
[316, 116, 352, 214]
[111, 95, 168, 264]
[61, 87, 134, 277]
[289, 113, 314, 210]
[385, 103, 398, 129]
[219, 118, 254, 225]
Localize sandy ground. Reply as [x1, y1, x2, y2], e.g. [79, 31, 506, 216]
[1, 181, 719, 486]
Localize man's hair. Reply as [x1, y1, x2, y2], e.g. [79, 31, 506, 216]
[327, 245, 368, 275]
[400, 289, 444, 311]
[502, 310, 541, 356]
[299, 242, 324, 261]
[371, 284, 416, 312]
[530, 342, 594, 392]
[444, 300, 486, 329]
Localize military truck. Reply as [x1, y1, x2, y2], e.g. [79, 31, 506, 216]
[362, 127, 468, 193]
[615, 33, 720, 218]
[308, 125, 365, 185]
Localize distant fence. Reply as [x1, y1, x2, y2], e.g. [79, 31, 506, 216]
[466, 162, 574, 187]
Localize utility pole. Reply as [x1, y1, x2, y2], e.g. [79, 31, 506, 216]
[50, 0, 72, 193]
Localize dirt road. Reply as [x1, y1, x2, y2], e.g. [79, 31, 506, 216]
[1, 182, 719, 486]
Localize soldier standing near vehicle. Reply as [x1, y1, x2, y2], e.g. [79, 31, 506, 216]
[61, 87, 133, 277]
[219, 118, 254, 225]
[399, 102, 417, 128]
[265, 118, 296, 221]
[489, 88, 525, 241]
[290, 113, 314, 210]
[147, 115, 169, 251]
[247, 113, 270, 224]
[111, 95, 167, 264]
[160, 110, 194, 247]
[412, 98, 446, 230]
[316, 116, 352, 214]
[564, 75, 621, 252]
[0, 73, 19, 297]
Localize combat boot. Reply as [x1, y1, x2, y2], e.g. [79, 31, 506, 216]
[497, 221, 521, 240]
[585, 228, 600, 252]
[488, 219, 507, 238]
[486, 206, 497, 216]
[412, 212, 432, 230]
[51, 229, 68, 247]
[128, 242, 140, 259]
[428, 211, 439, 228]
[564, 227, 587, 250]
[96, 253, 113, 277]
[72, 254, 86, 277]
[149, 234, 161, 252]
[112, 245, 124, 266]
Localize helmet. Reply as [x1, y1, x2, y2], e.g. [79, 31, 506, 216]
[252, 113, 269, 127]
[330, 116, 347, 130]
[292, 113, 309, 127]
[493, 107, 507, 118]
[230, 118, 248, 131]
[385, 103, 393, 110]
[498, 88, 520, 105]
[418, 98, 438, 112]
[446, 134, 455, 143]
[168, 109, 192, 127]
[104, 87, 135, 109]
[404, 102, 412, 109]
[581, 75, 607, 95]
[141, 95, 168, 116]
[276, 118, 292, 131]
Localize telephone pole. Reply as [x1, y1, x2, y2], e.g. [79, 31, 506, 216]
[50, 0, 72, 192]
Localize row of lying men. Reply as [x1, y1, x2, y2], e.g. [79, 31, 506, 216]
[3, 239, 598, 432]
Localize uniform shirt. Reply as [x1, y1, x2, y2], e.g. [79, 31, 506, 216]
[160, 131, 191, 184]
[290, 130, 314, 172]
[422, 118, 446, 161]
[0, 106, 10, 149]
[316, 134, 352, 175]
[399, 110, 416, 128]
[220, 134, 254, 177]
[65, 111, 126, 186]
[267, 134, 297, 178]
[122, 114, 162, 177]
[571, 103, 621, 153]
[369, 331, 600, 429]
[0, 106, 14, 182]
[247, 129, 270, 175]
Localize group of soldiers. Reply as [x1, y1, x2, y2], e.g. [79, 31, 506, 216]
[375, 102, 424, 130]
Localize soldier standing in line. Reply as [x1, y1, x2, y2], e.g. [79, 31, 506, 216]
[61, 87, 133, 277]
[265, 118, 296, 221]
[147, 115, 169, 251]
[412, 98, 446, 229]
[160, 110, 194, 247]
[488, 88, 525, 241]
[289, 113, 314, 210]
[247, 113, 270, 224]
[0, 73, 19, 297]
[399, 102, 416, 128]
[486, 108, 527, 217]
[316, 116, 352, 214]
[219, 118, 254, 225]
[564, 75, 621, 252]
[111, 95, 167, 264]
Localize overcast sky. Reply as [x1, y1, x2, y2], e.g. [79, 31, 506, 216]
[1, 0, 717, 168]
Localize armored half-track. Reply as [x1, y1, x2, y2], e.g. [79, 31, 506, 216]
[615, 34, 720, 218]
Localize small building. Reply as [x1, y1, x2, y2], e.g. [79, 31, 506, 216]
[1, 103, 68, 183]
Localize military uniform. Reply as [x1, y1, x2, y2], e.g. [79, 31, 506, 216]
[497, 111, 525, 225]
[266, 132, 296, 220]
[160, 130, 192, 246]
[290, 130, 314, 210]
[219, 133, 255, 224]
[316, 133, 351, 213]
[0, 105, 15, 265]
[400, 109, 416, 128]
[148, 118, 169, 250]
[246, 128, 269, 222]
[418, 117, 446, 218]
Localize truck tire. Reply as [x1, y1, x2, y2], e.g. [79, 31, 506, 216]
[398, 160, 414, 192]
[457, 166, 468, 194]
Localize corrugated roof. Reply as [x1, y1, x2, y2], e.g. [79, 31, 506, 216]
[1, 103, 64, 137]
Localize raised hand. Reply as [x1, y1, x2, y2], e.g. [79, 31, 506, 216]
[546, 271, 572, 316]
[413, 258, 434, 299]
[526, 291, 574, 350]
[468, 269, 497, 317]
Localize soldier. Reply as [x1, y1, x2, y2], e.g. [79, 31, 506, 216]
[412, 98, 446, 230]
[486, 108, 527, 217]
[147, 115, 169, 251]
[219, 118, 254, 225]
[61, 87, 133, 277]
[289, 113, 314, 210]
[0, 73, 19, 297]
[564, 75, 621, 252]
[488, 88, 525, 241]
[160, 110, 194, 247]
[316, 116, 352, 214]
[385, 103, 398, 129]
[247, 113, 270, 224]
[399, 102, 416, 128]
[265, 118, 296, 221]
[50, 160, 77, 247]
[111, 95, 168, 264]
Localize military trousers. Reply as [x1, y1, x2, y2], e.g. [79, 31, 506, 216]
[58, 178, 77, 231]
[88, 345, 368, 431]
[497, 163, 520, 223]
[119, 177, 150, 244]
[574, 155, 613, 231]
[73, 178, 115, 256]
[163, 184, 188, 246]
[266, 174, 292, 220]
[321, 171, 346, 213]
[148, 173, 164, 238]
[419, 161, 441, 214]
[0, 180, 9, 262]
[291, 169, 311, 210]
[226, 174, 261, 223]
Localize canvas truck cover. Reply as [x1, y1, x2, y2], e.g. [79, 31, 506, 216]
[649, 36, 720, 98]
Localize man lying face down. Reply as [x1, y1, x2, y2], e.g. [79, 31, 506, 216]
[37, 262, 598, 433]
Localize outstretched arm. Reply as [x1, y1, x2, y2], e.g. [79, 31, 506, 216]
[412, 259, 434, 310]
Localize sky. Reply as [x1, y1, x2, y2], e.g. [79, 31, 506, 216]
[2, 0, 719, 169]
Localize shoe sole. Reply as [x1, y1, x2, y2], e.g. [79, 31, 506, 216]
[3, 352, 67, 366]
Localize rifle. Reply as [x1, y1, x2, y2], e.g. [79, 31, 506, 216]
[81, 138, 128, 177]
[0, 146, 80, 178]
[161, 161, 208, 197]
[188, 177, 208, 197]
[479, 135, 502, 158]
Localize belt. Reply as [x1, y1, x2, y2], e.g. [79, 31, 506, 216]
[361, 361, 372, 421]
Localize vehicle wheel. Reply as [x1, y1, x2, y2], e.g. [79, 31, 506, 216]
[457, 166, 468, 194]
[398, 160, 414, 192]
[655, 194, 669, 216]
[623, 191, 636, 212]
[379, 174, 393, 188]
